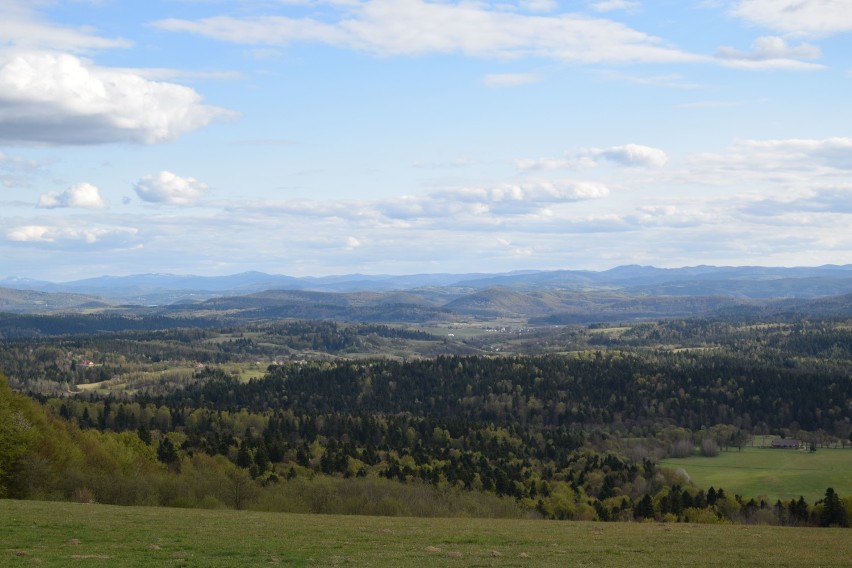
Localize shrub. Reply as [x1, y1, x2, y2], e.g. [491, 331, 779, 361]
[700, 438, 720, 457]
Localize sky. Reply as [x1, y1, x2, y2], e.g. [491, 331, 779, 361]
[2, 0, 852, 281]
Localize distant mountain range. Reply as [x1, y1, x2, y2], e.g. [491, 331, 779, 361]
[2, 265, 852, 322]
[4, 265, 852, 301]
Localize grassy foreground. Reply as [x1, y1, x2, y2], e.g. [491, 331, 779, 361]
[660, 447, 852, 502]
[2, 500, 851, 567]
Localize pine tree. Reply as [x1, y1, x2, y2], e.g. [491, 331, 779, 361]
[157, 436, 179, 467]
[635, 494, 655, 520]
[137, 424, 152, 445]
[820, 488, 848, 527]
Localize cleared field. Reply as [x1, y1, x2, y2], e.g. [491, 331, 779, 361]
[661, 447, 852, 502]
[2, 500, 851, 567]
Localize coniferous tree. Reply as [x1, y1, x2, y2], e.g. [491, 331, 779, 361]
[137, 424, 152, 445]
[157, 436, 179, 468]
[635, 494, 655, 520]
[820, 488, 848, 527]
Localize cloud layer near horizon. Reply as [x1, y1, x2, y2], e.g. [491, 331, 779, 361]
[5, 135, 852, 277]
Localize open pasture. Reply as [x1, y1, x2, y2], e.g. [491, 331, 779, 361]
[661, 447, 852, 502]
[2, 500, 851, 567]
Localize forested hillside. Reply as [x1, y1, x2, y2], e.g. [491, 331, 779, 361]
[1, 312, 851, 526]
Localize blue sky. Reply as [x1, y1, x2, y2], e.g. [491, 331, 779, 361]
[2, 0, 852, 281]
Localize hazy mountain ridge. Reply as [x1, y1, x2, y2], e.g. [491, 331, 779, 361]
[4, 264, 851, 302]
[0, 287, 115, 313]
[2, 265, 852, 322]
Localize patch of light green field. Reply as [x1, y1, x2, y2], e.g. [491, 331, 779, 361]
[661, 447, 852, 502]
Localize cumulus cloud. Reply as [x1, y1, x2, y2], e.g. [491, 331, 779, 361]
[715, 36, 823, 70]
[134, 171, 210, 206]
[0, 2, 234, 146]
[38, 182, 107, 209]
[154, 0, 698, 64]
[0, 51, 234, 145]
[517, 143, 668, 171]
[731, 0, 852, 36]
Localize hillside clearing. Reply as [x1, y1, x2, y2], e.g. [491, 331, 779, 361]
[661, 448, 852, 502]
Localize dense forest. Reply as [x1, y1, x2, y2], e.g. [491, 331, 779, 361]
[1, 314, 851, 527]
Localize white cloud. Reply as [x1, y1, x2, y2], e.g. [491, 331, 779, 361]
[38, 182, 107, 209]
[592, 144, 668, 167]
[661, 137, 852, 196]
[591, 1, 641, 13]
[0, 2, 234, 146]
[517, 143, 668, 171]
[226, 177, 611, 227]
[739, 184, 852, 217]
[134, 171, 210, 205]
[735, 138, 852, 171]
[0, 150, 45, 188]
[715, 36, 823, 70]
[440, 180, 610, 206]
[155, 0, 699, 64]
[345, 236, 362, 250]
[515, 156, 598, 171]
[0, 1, 130, 53]
[693, 137, 852, 176]
[732, 0, 852, 36]
[482, 72, 540, 87]
[375, 180, 612, 220]
[6, 224, 137, 244]
[0, 51, 235, 145]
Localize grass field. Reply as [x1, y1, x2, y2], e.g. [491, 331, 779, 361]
[2, 500, 851, 567]
[661, 447, 852, 502]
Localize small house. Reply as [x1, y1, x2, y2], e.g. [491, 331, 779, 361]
[771, 438, 801, 449]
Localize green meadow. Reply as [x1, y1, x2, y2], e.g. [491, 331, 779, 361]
[661, 447, 852, 502]
[2, 500, 851, 568]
